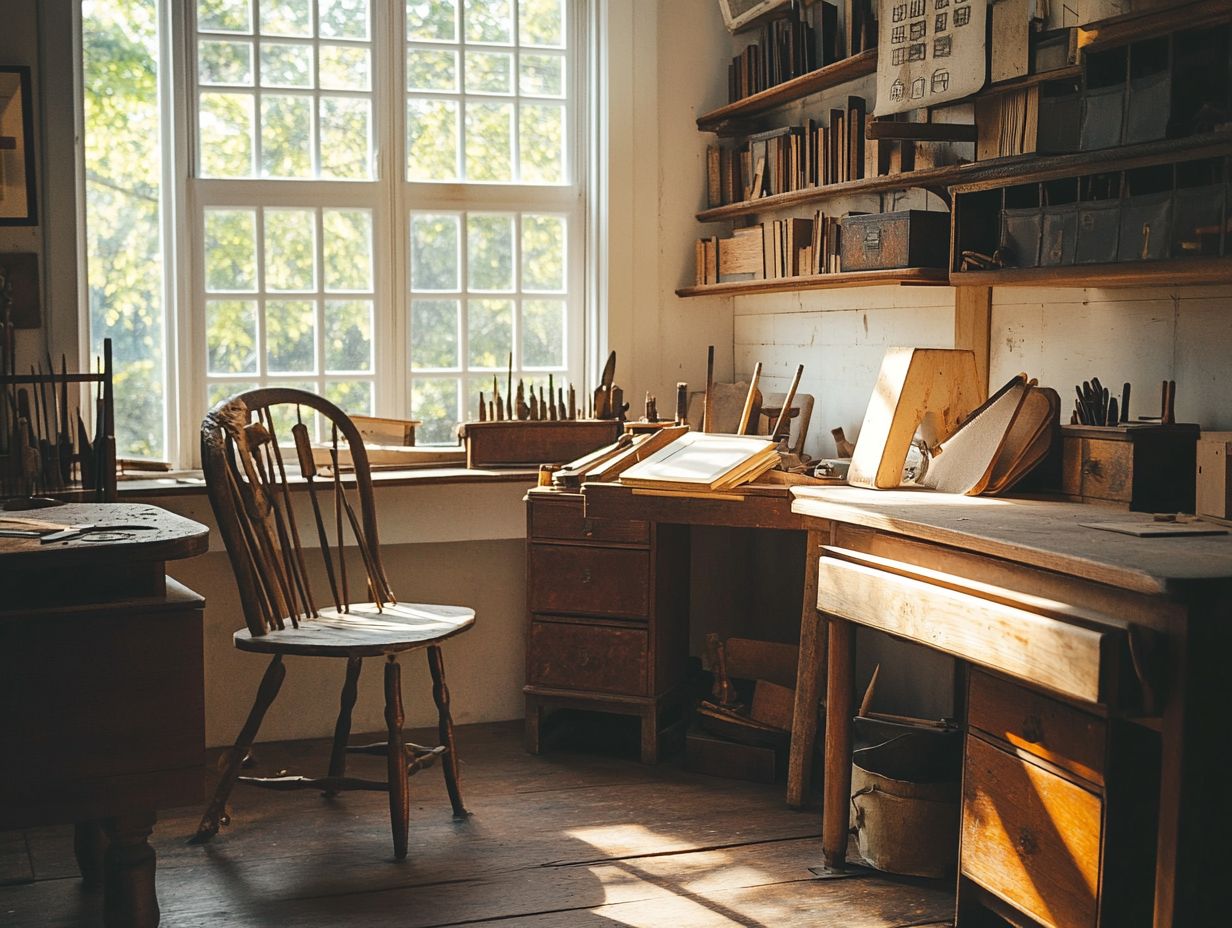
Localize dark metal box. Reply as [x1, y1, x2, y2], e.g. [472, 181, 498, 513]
[839, 210, 950, 272]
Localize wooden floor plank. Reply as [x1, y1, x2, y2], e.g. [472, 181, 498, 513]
[0, 721, 953, 928]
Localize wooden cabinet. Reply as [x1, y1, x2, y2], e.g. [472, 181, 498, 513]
[958, 671, 1160, 928]
[523, 488, 688, 763]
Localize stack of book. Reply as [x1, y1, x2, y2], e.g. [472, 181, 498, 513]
[706, 96, 868, 208]
[619, 432, 781, 495]
[693, 210, 845, 284]
[727, 2, 838, 103]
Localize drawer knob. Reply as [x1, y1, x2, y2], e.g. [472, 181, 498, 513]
[580, 568, 592, 584]
[1083, 460, 1103, 477]
[1016, 827, 1039, 856]
[1021, 714, 1043, 743]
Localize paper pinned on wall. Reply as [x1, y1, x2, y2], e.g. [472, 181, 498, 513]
[874, 0, 987, 117]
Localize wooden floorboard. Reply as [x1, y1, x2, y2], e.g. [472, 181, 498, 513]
[0, 720, 954, 927]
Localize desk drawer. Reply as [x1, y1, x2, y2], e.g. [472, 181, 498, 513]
[529, 544, 650, 617]
[969, 671, 1106, 786]
[962, 735, 1101, 928]
[531, 499, 650, 545]
[816, 549, 1122, 705]
[528, 618, 648, 695]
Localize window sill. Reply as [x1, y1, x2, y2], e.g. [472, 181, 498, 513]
[118, 466, 540, 498]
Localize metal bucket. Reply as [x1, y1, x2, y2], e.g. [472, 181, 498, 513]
[849, 724, 962, 879]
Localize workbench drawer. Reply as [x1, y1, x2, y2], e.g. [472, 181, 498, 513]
[528, 618, 648, 695]
[816, 549, 1124, 705]
[969, 671, 1107, 786]
[962, 735, 1102, 928]
[529, 543, 650, 617]
[531, 499, 650, 546]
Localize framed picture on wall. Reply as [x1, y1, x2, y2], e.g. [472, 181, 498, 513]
[0, 66, 36, 226]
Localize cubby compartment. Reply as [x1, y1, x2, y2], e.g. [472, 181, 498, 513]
[1041, 178, 1079, 266]
[1125, 37, 1171, 144]
[1000, 184, 1042, 268]
[1172, 158, 1226, 258]
[1081, 45, 1128, 150]
[1076, 172, 1122, 264]
[1118, 164, 1173, 261]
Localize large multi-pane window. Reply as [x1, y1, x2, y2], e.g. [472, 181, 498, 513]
[82, 0, 584, 461]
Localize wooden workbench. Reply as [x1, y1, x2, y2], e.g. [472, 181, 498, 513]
[789, 487, 1232, 928]
[0, 502, 209, 927]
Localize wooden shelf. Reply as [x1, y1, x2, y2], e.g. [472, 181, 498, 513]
[1080, 0, 1232, 51]
[950, 131, 1232, 194]
[697, 163, 972, 222]
[696, 50, 877, 135]
[676, 267, 949, 298]
[975, 65, 1083, 98]
[950, 257, 1232, 288]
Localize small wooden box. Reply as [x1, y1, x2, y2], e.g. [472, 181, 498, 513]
[1196, 431, 1232, 521]
[1060, 423, 1200, 513]
[840, 210, 950, 272]
[464, 419, 621, 468]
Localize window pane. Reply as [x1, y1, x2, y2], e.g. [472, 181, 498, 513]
[411, 299, 459, 368]
[199, 92, 254, 177]
[407, 0, 458, 41]
[264, 208, 317, 291]
[520, 0, 564, 47]
[319, 0, 369, 39]
[465, 50, 512, 94]
[521, 214, 564, 290]
[206, 300, 258, 373]
[199, 40, 253, 85]
[407, 98, 459, 181]
[467, 213, 514, 291]
[260, 0, 312, 37]
[261, 94, 313, 177]
[519, 52, 563, 96]
[467, 298, 513, 368]
[260, 42, 313, 88]
[465, 0, 512, 44]
[266, 299, 317, 371]
[411, 377, 460, 444]
[84, 0, 167, 459]
[264, 381, 320, 439]
[198, 0, 251, 33]
[522, 298, 564, 368]
[204, 208, 258, 291]
[320, 45, 371, 91]
[324, 300, 373, 371]
[320, 96, 371, 179]
[410, 214, 460, 291]
[407, 48, 458, 92]
[465, 100, 513, 181]
[323, 209, 373, 291]
[519, 102, 564, 183]
[209, 381, 259, 407]
[325, 380, 373, 415]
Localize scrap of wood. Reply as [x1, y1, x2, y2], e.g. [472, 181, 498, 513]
[750, 679, 795, 732]
[725, 637, 797, 689]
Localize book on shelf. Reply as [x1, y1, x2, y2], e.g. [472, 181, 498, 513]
[726, 1, 840, 103]
[695, 209, 846, 284]
[619, 432, 780, 493]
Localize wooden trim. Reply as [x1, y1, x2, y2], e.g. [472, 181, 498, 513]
[950, 131, 1232, 194]
[975, 65, 1083, 98]
[675, 267, 949, 298]
[1079, 0, 1232, 51]
[697, 163, 971, 222]
[951, 257, 1232, 289]
[696, 50, 878, 134]
[867, 121, 978, 143]
[954, 286, 992, 399]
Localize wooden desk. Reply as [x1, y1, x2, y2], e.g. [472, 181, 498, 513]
[0, 502, 208, 927]
[525, 482, 827, 803]
[790, 487, 1231, 928]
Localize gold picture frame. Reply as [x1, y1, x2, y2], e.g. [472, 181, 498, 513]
[0, 66, 36, 226]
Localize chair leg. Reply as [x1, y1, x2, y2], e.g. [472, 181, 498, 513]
[384, 655, 410, 860]
[324, 656, 363, 797]
[427, 645, 468, 818]
[192, 654, 286, 843]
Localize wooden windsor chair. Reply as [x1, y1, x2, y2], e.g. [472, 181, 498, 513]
[193, 387, 472, 859]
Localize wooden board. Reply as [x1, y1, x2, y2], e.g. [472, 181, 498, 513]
[1078, 521, 1229, 538]
[984, 386, 1057, 495]
[464, 419, 621, 467]
[725, 637, 798, 688]
[848, 348, 983, 489]
[918, 377, 1030, 495]
[620, 432, 779, 491]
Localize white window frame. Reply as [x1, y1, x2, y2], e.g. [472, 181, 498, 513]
[81, 0, 591, 467]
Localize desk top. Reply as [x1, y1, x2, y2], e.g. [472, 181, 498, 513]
[791, 487, 1232, 596]
[0, 502, 209, 569]
[579, 481, 804, 531]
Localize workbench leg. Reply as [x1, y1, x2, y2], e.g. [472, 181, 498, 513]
[821, 617, 855, 872]
[787, 528, 825, 808]
[102, 812, 158, 928]
[639, 708, 658, 765]
[524, 698, 542, 755]
[1152, 593, 1232, 928]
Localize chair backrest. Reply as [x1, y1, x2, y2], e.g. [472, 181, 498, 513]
[761, 392, 814, 456]
[201, 387, 394, 637]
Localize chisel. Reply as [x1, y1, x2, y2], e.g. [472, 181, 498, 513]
[1120, 382, 1130, 424]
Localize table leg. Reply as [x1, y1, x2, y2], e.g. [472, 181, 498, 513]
[640, 706, 659, 765]
[787, 528, 825, 808]
[102, 812, 159, 928]
[821, 617, 855, 871]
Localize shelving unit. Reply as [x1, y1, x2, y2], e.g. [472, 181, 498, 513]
[696, 49, 877, 135]
[675, 267, 949, 298]
[951, 256, 1232, 288]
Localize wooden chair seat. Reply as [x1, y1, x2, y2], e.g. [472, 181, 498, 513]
[233, 602, 475, 657]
